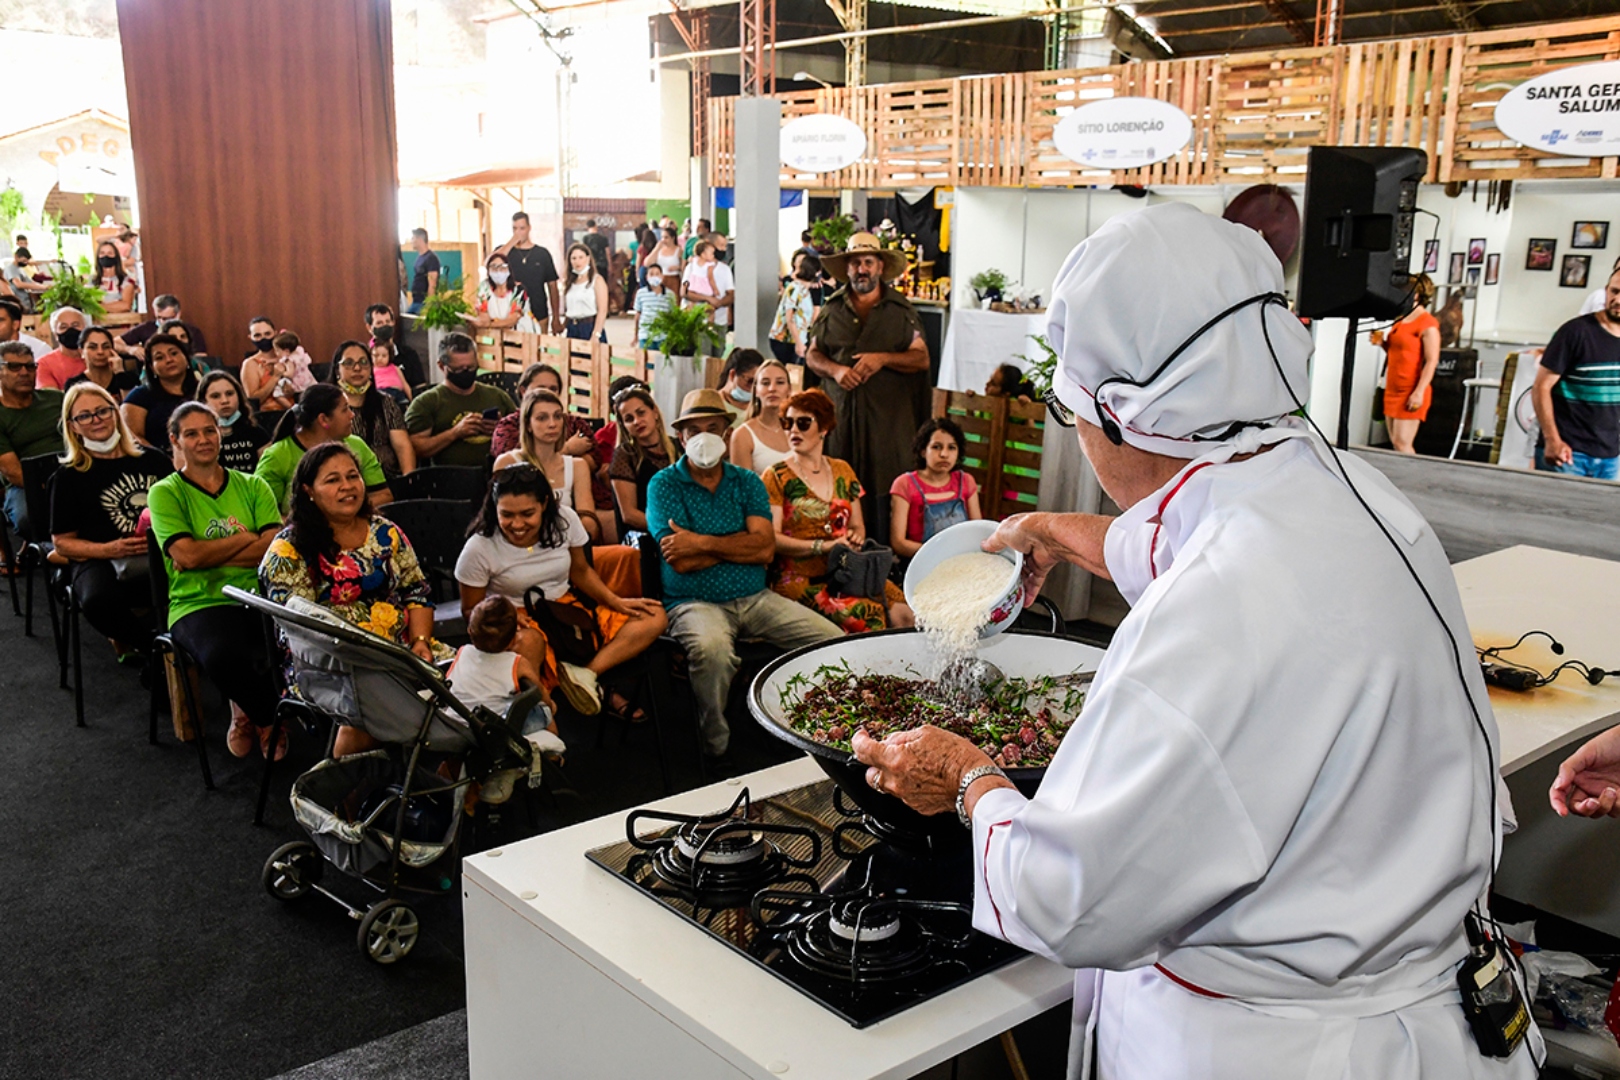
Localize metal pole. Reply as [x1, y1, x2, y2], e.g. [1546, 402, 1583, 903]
[1336, 316, 1358, 450]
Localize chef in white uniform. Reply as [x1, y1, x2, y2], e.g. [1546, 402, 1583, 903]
[854, 203, 1540, 1080]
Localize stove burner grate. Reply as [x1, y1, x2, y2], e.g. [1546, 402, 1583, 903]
[625, 788, 821, 909]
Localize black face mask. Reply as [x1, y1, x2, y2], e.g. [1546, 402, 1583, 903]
[372, 323, 394, 343]
[444, 367, 478, 390]
[254, 337, 275, 353]
[97, 255, 118, 269]
[56, 327, 82, 350]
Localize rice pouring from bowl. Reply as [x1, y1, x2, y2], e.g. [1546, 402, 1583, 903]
[903, 520, 1025, 657]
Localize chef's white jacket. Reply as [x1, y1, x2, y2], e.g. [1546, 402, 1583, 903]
[972, 434, 1539, 1079]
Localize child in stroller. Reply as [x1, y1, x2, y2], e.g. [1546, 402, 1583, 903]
[450, 596, 567, 790]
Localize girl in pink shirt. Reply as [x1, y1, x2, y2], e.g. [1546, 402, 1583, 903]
[888, 416, 982, 558]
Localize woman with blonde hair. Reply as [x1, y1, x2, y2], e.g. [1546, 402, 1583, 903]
[50, 382, 173, 662]
[729, 357, 792, 475]
[493, 388, 602, 543]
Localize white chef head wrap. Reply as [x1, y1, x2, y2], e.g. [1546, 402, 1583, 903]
[1046, 202, 1314, 458]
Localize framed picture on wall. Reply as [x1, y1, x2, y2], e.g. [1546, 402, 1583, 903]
[1468, 238, 1487, 265]
[1562, 254, 1591, 288]
[1572, 221, 1609, 249]
[1527, 238, 1557, 271]
[1422, 240, 1440, 274]
[1484, 253, 1500, 285]
[1465, 268, 1481, 297]
[1448, 252, 1465, 284]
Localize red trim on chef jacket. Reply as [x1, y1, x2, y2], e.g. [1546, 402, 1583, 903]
[1148, 461, 1218, 580]
[1154, 963, 1228, 998]
[983, 819, 1015, 939]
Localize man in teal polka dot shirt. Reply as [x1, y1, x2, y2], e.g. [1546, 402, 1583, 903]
[648, 389, 843, 770]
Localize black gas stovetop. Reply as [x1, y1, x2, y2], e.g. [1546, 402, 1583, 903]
[585, 779, 1027, 1028]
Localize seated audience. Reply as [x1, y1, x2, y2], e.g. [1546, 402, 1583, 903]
[364, 304, 424, 388]
[716, 348, 763, 427]
[368, 340, 410, 404]
[242, 328, 314, 412]
[240, 315, 276, 371]
[404, 332, 515, 467]
[147, 403, 283, 759]
[889, 417, 981, 558]
[256, 384, 393, 514]
[468, 252, 538, 333]
[0, 296, 50, 359]
[259, 442, 444, 756]
[456, 465, 666, 720]
[118, 293, 209, 362]
[647, 390, 842, 767]
[94, 240, 137, 314]
[729, 358, 791, 475]
[0, 340, 64, 536]
[491, 363, 595, 460]
[984, 362, 1034, 400]
[66, 326, 139, 398]
[198, 370, 269, 472]
[608, 384, 675, 540]
[50, 384, 172, 662]
[121, 334, 199, 452]
[493, 389, 602, 543]
[449, 595, 563, 756]
[3, 247, 47, 313]
[159, 319, 214, 374]
[38, 307, 88, 390]
[330, 341, 414, 479]
[763, 389, 913, 632]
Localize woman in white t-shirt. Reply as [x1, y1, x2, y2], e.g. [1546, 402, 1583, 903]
[562, 243, 609, 343]
[455, 465, 666, 719]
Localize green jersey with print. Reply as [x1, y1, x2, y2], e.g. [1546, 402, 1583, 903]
[254, 434, 389, 513]
[146, 469, 281, 627]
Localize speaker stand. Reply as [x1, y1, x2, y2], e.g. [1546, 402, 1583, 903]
[1336, 315, 1358, 450]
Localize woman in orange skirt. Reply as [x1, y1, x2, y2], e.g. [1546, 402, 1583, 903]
[1377, 273, 1442, 455]
[454, 465, 667, 721]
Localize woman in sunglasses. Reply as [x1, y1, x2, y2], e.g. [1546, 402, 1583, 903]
[50, 382, 173, 664]
[762, 389, 913, 633]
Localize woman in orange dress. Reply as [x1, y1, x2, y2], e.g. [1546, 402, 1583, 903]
[1378, 273, 1442, 455]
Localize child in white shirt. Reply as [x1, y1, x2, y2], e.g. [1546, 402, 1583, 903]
[448, 595, 565, 757]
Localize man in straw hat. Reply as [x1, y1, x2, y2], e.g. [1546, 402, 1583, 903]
[646, 389, 841, 772]
[855, 203, 1539, 1079]
[805, 231, 930, 544]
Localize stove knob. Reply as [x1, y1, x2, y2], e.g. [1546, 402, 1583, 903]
[768, 1062, 790, 1074]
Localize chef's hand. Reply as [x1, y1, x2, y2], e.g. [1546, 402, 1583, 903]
[982, 512, 1065, 598]
[852, 725, 1008, 818]
[1551, 725, 1620, 817]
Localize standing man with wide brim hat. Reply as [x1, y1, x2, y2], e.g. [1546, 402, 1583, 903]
[805, 232, 929, 545]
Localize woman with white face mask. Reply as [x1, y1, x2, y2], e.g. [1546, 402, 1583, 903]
[715, 348, 762, 427]
[197, 369, 269, 473]
[468, 252, 540, 334]
[51, 382, 173, 663]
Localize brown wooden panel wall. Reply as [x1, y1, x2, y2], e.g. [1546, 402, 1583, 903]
[115, 0, 399, 366]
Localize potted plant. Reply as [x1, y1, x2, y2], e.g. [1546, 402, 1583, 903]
[809, 213, 859, 255]
[38, 269, 105, 322]
[645, 302, 726, 424]
[970, 268, 1009, 305]
[414, 278, 474, 383]
[1016, 333, 1058, 400]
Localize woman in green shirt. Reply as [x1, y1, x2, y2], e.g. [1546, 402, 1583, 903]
[254, 384, 393, 515]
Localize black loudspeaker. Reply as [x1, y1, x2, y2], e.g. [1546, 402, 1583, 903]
[1297, 146, 1428, 320]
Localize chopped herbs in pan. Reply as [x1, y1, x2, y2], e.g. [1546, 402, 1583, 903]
[779, 660, 1092, 769]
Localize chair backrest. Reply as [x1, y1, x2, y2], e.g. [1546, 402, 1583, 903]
[385, 498, 473, 595]
[389, 465, 489, 505]
[477, 369, 521, 400]
[636, 531, 663, 602]
[19, 452, 61, 544]
[146, 531, 171, 625]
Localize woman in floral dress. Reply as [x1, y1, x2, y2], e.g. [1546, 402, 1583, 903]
[259, 441, 448, 755]
[762, 389, 913, 633]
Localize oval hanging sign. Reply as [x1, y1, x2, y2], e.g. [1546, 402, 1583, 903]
[779, 114, 867, 173]
[1052, 96, 1193, 170]
[1494, 60, 1620, 158]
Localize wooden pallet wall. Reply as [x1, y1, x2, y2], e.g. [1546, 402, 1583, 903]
[931, 389, 1047, 520]
[707, 14, 1620, 190]
[471, 330, 656, 419]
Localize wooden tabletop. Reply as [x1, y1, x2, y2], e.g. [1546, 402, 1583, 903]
[1453, 545, 1620, 774]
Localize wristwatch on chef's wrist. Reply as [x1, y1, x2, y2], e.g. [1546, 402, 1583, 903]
[956, 764, 1008, 829]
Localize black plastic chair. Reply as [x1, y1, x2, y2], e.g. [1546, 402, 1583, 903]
[476, 369, 521, 400]
[387, 465, 489, 506]
[19, 453, 84, 727]
[10, 452, 62, 639]
[0, 509, 21, 620]
[385, 498, 474, 602]
[146, 532, 214, 790]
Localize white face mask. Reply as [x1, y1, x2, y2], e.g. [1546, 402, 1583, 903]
[685, 431, 726, 470]
[490, 269, 510, 285]
[82, 432, 122, 453]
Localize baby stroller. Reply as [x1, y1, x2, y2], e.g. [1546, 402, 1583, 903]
[225, 587, 534, 964]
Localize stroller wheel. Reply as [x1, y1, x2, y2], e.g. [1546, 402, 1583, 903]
[263, 841, 322, 902]
[358, 900, 420, 965]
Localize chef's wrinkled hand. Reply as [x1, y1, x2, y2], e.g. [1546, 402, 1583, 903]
[852, 725, 992, 817]
[982, 513, 1062, 598]
[1551, 724, 1620, 818]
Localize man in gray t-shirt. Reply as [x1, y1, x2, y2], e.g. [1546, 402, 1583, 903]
[2, 248, 46, 313]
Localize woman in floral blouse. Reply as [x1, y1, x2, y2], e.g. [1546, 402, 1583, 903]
[762, 389, 913, 633]
[259, 442, 447, 755]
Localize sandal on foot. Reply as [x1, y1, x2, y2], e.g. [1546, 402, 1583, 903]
[258, 723, 289, 762]
[557, 663, 602, 716]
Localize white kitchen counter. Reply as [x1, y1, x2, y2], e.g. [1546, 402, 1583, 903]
[463, 757, 1074, 1080]
[1452, 545, 1620, 775]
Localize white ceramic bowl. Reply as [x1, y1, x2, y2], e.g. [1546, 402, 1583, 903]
[901, 519, 1024, 639]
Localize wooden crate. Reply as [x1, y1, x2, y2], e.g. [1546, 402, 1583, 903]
[1212, 48, 1338, 184]
[931, 389, 1046, 521]
[470, 330, 656, 419]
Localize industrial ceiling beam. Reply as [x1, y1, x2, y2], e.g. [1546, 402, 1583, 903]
[740, 0, 779, 95]
[1156, 0, 1508, 35]
[1260, 0, 1312, 42]
[669, 1, 713, 155]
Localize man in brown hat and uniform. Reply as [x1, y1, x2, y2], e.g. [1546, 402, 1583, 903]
[805, 233, 930, 544]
